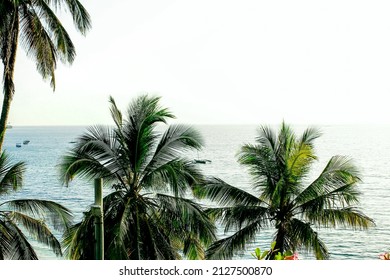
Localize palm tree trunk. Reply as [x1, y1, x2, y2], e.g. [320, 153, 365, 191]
[269, 225, 285, 260]
[0, 13, 19, 151]
[0, 82, 14, 151]
[134, 203, 141, 260]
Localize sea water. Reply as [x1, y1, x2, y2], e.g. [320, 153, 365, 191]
[2, 124, 390, 260]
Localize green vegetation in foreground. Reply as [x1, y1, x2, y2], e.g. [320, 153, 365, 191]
[0, 0, 91, 150]
[0, 152, 72, 259]
[195, 122, 375, 259]
[60, 94, 216, 260]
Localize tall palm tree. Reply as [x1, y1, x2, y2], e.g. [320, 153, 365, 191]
[195, 122, 375, 260]
[0, 151, 73, 259]
[0, 0, 91, 150]
[60, 94, 216, 260]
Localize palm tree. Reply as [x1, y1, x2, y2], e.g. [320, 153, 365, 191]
[195, 122, 375, 260]
[0, 151, 73, 259]
[0, 0, 91, 150]
[60, 94, 216, 260]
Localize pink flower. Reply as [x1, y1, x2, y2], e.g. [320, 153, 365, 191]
[379, 252, 390, 260]
[284, 252, 299, 260]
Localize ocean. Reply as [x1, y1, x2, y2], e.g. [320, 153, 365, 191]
[2, 124, 390, 260]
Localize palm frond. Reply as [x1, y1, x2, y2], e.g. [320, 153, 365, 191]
[2, 199, 73, 230]
[194, 177, 262, 207]
[142, 159, 203, 196]
[299, 126, 322, 148]
[19, 4, 57, 89]
[2, 218, 38, 260]
[306, 207, 375, 229]
[143, 124, 203, 171]
[157, 194, 216, 248]
[0, 218, 13, 260]
[63, 0, 92, 35]
[288, 218, 329, 259]
[62, 212, 94, 259]
[126, 94, 175, 128]
[8, 211, 62, 256]
[119, 95, 172, 176]
[139, 216, 178, 260]
[59, 126, 123, 186]
[154, 124, 204, 157]
[109, 96, 123, 129]
[182, 235, 207, 260]
[296, 155, 361, 207]
[206, 221, 262, 260]
[205, 205, 271, 233]
[33, 0, 76, 63]
[0, 152, 26, 195]
[106, 196, 132, 259]
[256, 125, 278, 152]
[1, 5, 18, 97]
[48, 0, 91, 35]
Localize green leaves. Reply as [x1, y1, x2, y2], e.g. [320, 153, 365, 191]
[0, 152, 26, 195]
[60, 94, 214, 260]
[0, 0, 91, 149]
[199, 122, 374, 260]
[0, 151, 72, 259]
[251, 246, 269, 260]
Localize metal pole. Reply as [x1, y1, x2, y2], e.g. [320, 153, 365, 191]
[92, 178, 104, 260]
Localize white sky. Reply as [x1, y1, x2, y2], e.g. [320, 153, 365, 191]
[4, 0, 390, 126]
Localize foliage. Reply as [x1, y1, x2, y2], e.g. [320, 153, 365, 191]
[0, 0, 92, 150]
[0, 151, 72, 259]
[60, 94, 216, 260]
[252, 241, 298, 260]
[251, 247, 269, 260]
[195, 122, 375, 260]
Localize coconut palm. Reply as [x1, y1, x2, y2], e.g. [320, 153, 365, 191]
[0, 0, 91, 150]
[60, 94, 216, 260]
[195, 122, 375, 260]
[0, 151, 73, 259]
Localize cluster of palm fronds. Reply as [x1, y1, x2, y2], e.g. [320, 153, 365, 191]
[0, 0, 375, 261]
[0, 152, 73, 259]
[58, 94, 374, 260]
[0, 0, 91, 150]
[0, 93, 376, 260]
[0, 0, 91, 260]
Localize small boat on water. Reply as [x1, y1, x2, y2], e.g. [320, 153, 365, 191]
[16, 143, 22, 148]
[23, 140, 30, 145]
[193, 152, 211, 164]
[193, 159, 211, 164]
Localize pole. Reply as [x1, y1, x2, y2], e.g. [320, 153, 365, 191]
[92, 178, 104, 260]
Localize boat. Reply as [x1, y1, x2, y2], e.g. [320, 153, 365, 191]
[16, 143, 22, 148]
[23, 140, 30, 145]
[193, 152, 211, 164]
[193, 159, 211, 164]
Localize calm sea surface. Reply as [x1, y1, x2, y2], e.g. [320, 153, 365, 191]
[3, 124, 390, 260]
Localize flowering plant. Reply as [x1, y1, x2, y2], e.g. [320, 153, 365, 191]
[279, 251, 299, 260]
[252, 241, 299, 260]
[379, 252, 390, 260]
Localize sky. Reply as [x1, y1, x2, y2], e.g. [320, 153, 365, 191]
[3, 0, 390, 126]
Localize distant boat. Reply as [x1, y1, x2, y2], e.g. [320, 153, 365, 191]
[16, 143, 22, 148]
[193, 152, 211, 164]
[23, 140, 30, 145]
[6, 124, 12, 129]
[193, 159, 211, 164]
